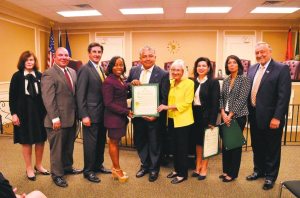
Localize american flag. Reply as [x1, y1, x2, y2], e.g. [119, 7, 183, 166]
[47, 28, 55, 68]
[65, 30, 72, 58]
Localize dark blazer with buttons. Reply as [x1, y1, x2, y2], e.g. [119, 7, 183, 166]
[247, 59, 291, 129]
[9, 70, 45, 118]
[220, 75, 251, 118]
[76, 60, 104, 123]
[193, 78, 220, 126]
[102, 74, 129, 128]
[41, 64, 77, 128]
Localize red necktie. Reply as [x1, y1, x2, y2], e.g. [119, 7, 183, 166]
[64, 69, 73, 91]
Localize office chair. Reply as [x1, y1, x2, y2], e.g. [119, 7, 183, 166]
[282, 60, 300, 80]
[279, 180, 300, 198]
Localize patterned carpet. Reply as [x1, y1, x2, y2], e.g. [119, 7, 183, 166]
[0, 135, 299, 198]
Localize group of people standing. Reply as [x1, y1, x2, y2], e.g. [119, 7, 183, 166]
[8, 41, 291, 191]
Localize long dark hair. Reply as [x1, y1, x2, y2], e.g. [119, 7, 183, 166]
[224, 55, 244, 75]
[17, 51, 39, 71]
[106, 56, 126, 75]
[193, 57, 214, 78]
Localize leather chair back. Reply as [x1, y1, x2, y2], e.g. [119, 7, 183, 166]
[282, 60, 300, 80]
[68, 60, 83, 72]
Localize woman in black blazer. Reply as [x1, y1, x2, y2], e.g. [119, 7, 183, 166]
[219, 55, 250, 182]
[191, 57, 220, 180]
[9, 51, 49, 181]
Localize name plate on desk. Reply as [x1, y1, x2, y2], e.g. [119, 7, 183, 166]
[132, 84, 159, 117]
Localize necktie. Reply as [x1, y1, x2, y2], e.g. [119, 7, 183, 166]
[25, 74, 37, 97]
[140, 69, 149, 84]
[251, 65, 265, 106]
[97, 65, 105, 82]
[64, 69, 73, 91]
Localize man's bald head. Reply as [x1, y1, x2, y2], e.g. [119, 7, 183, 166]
[54, 47, 70, 68]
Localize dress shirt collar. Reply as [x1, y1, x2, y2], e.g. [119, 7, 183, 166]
[141, 65, 154, 73]
[24, 70, 36, 77]
[259, 58, 271, 70]
[196, 76, 208, 84]
[90, 60, 101, 69]
[55, 64, 70, 73]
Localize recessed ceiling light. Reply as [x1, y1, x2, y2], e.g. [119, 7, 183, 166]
[186, 7, 232, 13]
[251, 7, 300, 13]
[57, 10, 102, 17]
[119, 8, 164, 15]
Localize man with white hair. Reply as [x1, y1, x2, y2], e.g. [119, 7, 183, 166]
[127, 46, 170, 182]
[246, 42, 291, 190]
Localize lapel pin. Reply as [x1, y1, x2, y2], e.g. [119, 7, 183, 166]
[266, 70, 269, 73]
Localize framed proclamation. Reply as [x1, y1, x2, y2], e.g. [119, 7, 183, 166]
[132, 83, 159, 117]
[202, 127, 220, 159]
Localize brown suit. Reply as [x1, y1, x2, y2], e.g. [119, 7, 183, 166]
[41, 64, 77, 178]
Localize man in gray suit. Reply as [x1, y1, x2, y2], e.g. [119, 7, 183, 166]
[76, 42, 111, 183]
[41, 47, 82, 188]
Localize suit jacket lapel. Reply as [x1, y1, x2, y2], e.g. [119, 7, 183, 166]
[53, 64, 73, 94]
[134, 66, 142, 79]
[88, 61, 102, 82]
[258, 59, 274, 92]
[68, 68, 76, 94]
[250, 64, 259, 82]
[149, 65, 158, 83]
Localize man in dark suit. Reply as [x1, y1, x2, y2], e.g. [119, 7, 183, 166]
[41, 47, 82, 188]
[127, 46, 170, 182]
[247, 42, 291, 190]
[76, 42, 111, 183]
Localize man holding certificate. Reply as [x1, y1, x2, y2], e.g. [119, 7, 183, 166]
[127, 46, 170, 182]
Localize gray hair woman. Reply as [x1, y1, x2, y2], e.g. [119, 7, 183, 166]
[158, 59, 194, 184]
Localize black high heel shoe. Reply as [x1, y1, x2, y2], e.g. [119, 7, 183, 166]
[26, 171, 36, 181]
[34, 166, 50, 175]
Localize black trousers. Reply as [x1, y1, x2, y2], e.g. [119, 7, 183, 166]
[168, 119, 191, 178]
[83, 122, 107, 174]
[133, 117, 161, 172]
[249, 113, 283, 181]
[222, 116, 246, 178]
[46, 126, 76, 177]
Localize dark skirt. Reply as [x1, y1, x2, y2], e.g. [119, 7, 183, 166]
[13, 95, 46, 144]
[107, 127, 126, 140]
[191, 106, 209, 146]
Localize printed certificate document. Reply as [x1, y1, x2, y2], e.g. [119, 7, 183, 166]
[203, 127, 220, 159]
[132, 84, 159, 117]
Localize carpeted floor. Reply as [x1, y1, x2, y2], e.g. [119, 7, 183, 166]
[0, 135, 299, 198]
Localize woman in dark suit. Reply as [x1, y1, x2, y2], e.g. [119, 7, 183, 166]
[9, 51, 49, 181]
[191, 57, 220, 180]
[219, 55, 250, 182]
[102, 56, 133, 182]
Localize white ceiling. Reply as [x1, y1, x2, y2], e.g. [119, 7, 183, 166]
[6, 0, 300, 23]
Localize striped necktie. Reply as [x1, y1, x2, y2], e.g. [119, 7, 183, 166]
[251, 65, 265, 106]
[64, 69, 73, 91]
[97, 65, 105, 82]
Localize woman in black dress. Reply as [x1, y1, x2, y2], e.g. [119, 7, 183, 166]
[9, 51, 49, 181]
[191, 57, 220, 180]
